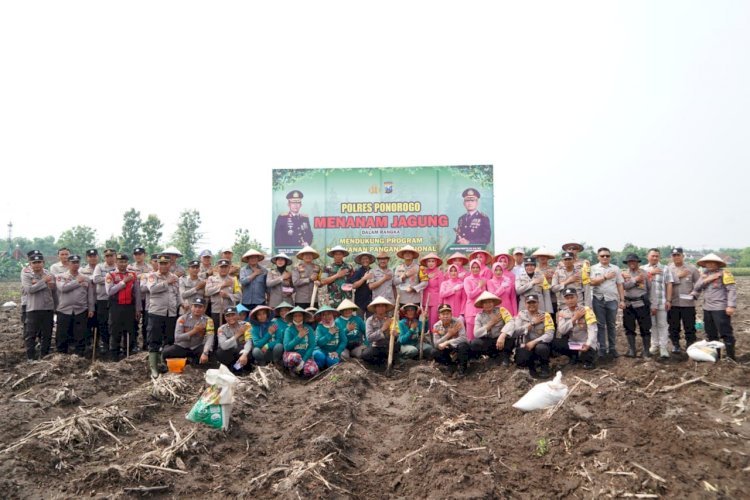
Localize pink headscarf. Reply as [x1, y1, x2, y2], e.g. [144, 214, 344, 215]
[488, 262, 517, 316]
[439, 264, 466, 317]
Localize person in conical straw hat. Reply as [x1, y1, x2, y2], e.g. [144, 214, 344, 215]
[240, 249, 267, 312]
[469, 249, 493, 280]
[468, 291, 515, 367]
[321, 245, 353, 308]
[281, 306, 319, 378]
[349, 251, 376, 314]
[361, 296, 398, 365]
[291, 246, 321, 309]
[398, 303, 433, 360]
[266, 253, 294, 308]
[494, 252, 513, 272]
[313, 305, 346, 369]
[249, 305, 284, 366]
[419, 252, 444, 330]
[271, 301, 294, 362]
[691, 253, 737, 360]
[369, 251, 395, 305]
[533, 247, 558, 322]
[161, 246, 185, 277]
[394, 245, 426, 308]
[446, 251, 469, 280]
[336, 299, 367, 359]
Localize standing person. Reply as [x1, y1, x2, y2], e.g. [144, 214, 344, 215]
[80, 249, 99, 349]
[488, 262, 517, 316]
[198, 250, 214, 279]
[266, 253, 294, 308]
[420, 252, 444, 330]
[146, 255, 180, 377]
[282, 306, 319, 378]
[56, 255, 94, 356]
[291, 246, 322, 309]
[393, 245, 427, 307]
[621, 254, 655, 358]
[92, 249, 117, 354]
[128, 247, 151, 352]
[161, 246, 185, 277]
[641, 248, 671, 359]
[533, 248, 558, 321]
[336, 299, 367, 359]
[206, 259, 241, 328]
[239, 249, 267, 310]
[22, 253, 56, 360]
[361, 296, 398, 365]
[274, 190, 313, 247]
[508, 295, 555, 378]
[349, 251, 375, 314]
[446, 252, 469, 280]
[590, 248, 625, 359]
[250, 305, 283, 366]
[552, 288, 599, 369]
[440, 264, 467, 318]
[463, 259, 487, 341]
[666, 247, 701, 353]
[432, 304, 470, 377]
[368, 252, 395, 306]
[49, 247, 70, 276]
[515, 257, 553, 313]
[398, 303, 432, 360]
[511, 248, 525, 278]
[469, 250, 493, 280]
[105, 253, 141, 360]
[469, 291, 514, 365]
[494, 252, 513, 272]
[179, 260, 206, 313]
[551, 251, 587, 306]
[559, 242, 592, 306]
[163, 297, 216, 367]
[454, 188, 491, 245]
[321, 245, 353, 308]
[691, 253, 737, 360]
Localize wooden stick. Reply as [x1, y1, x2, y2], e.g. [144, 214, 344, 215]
[605, 471, 637, 477]
[134, 463, 188, 474]
[574, 376, 599, 389]
[124, 485, 170, 493]
[658, 377, 703, 393]
[630, 461, 667, 483]
[301, 419, 322, 432]
[386, 292, 400, 376]
[92, 326, 98, 363]
[396, 445, 427, 463]
[419, 293, 429, 361]
[311, 283, 319, 308]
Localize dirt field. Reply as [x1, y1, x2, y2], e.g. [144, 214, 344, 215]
[0, 280, 748, 499]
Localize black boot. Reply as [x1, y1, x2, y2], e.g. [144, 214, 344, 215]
[642, 335, 651, 358]
[726, 344, 736, 361]
[625, 335, 637, 357]
[500, 352, 510, 367]
[539, 362, 551, 379]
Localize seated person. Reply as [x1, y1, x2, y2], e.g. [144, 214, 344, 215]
[213, 306, 252, 372]
[313, 306, 346, 368]
[469, 291, 514, 365]
[336, 299, 367, 359]
[361, 296, 398, 364]
[508, 294, 554, 378]
[162, 296, 214, 367]
[398, 303, 433, 360]
[432, 304, 469, 377]
[282, 306, 319, 378]
[551, 287, 598, 369]
[250, 305, 284, 366]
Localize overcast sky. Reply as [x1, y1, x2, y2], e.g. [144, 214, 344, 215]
[1, 1, 748, 254]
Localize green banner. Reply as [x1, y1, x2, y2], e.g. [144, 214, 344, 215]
[272, 166, 494, 260]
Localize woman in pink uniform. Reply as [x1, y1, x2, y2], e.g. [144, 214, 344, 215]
[445, 252, 469, 280]
[494, 252, 513, 272]
[469, 249, 493, 280]
[419, 252, 444, 330]
[487, 262, 517, 316]
[439, 264, 466, 318]
[463, 259, 488, 341]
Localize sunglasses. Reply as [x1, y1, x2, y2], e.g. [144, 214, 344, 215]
[599, 254, 611, 258]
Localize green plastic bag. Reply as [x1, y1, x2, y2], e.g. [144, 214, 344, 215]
[185, 365, 238, 430]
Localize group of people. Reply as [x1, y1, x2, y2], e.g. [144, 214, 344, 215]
[20, 241, 738, 380]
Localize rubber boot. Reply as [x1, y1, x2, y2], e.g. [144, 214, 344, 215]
[642, 335, 652, 358]
[539, 362, 551, 379]
[625, 335, 637, 357]
[725, 344, 736, 361]
[500, 352, 510, 367]
[148, 352, 160, 378]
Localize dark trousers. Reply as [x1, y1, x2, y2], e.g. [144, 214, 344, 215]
[147, 314, 177, 353]
[216, 346, 243, 369]
[295, 302, 311, 309]
[25, 310, 54, 360]
[133, 300, 148, 348]
[96, 299, 110, 346]
[550, 337, 597, 365]
[109, 302, 136, 355]
[56, 311, 87, 355]
[162, 344, 203, 362]
[550, 300, 559, 329]
[623, 304, 652, 337]
[21, 305, 27, 347]
[361, 343, 400, 365]
[434, 342, 469, 369]
[469, 336, 512, 358]
[515, 342, 551, 368]
[704, 310, 734, 346]
[668, 306, 696, 346]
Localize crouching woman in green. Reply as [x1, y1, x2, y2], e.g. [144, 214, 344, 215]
[336, 299, 367, 359]
[282, 306, 319, 377]
[313, 305, 347, 368]
[399, 303, 433, 360]
[250, 305, 284, 366]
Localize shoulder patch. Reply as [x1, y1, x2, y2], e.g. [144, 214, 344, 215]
[723, 271, 736, 285]
[584, 307, 597, 325]
[500, 307, 513, 324]
[544, 313, 555, 332]
[105, 276, 112, 283]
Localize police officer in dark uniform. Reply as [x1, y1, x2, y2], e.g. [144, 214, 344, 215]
[274, 190, 313, 247]
[454, 188, 491, 245]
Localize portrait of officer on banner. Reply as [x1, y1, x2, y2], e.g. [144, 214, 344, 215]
[274, 190, 314, 248]
[454, 187, 491, 245]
